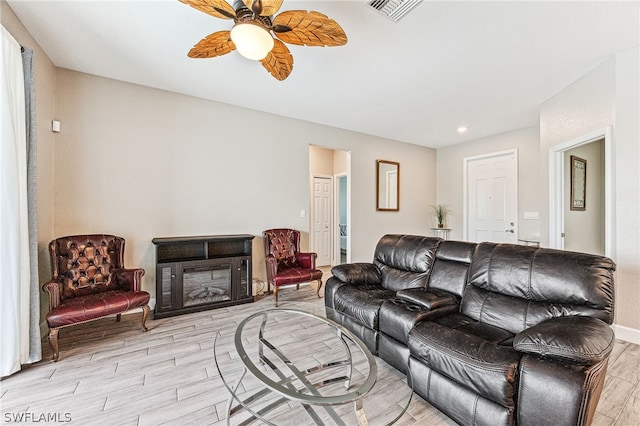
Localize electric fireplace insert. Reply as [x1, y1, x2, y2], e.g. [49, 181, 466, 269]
[152, 234, 254, 318]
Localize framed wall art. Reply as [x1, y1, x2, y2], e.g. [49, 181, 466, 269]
[570, 155, 587, 211]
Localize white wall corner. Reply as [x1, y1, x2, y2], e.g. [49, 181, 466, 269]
[613, 324, 640, 345]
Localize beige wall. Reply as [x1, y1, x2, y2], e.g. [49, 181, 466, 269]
[540, 49, 640, 333]
[333, 149, 348, 175]
[539, 57, 616, 246]
[54, 70, 437, 301]
[436, 126, 541, 241]
[309, 145, 334, 176]
[563, 140, 605, 255]
[2, 1, 57, 335]
[613, 48, 640, 334]
[5, 0, 637, 341]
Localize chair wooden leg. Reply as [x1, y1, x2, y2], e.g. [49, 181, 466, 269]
[116, 313, 122, 322]
[316, 279, 323, 298]
[141, 305, 150, 332]
[296, 283, 300, 290]
[274, 286, 279, 307]
[49, 328, 60, 362]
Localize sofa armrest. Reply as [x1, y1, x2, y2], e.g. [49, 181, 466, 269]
[42, 279, 63, 310]
[395, 288, 458, 310]
[514, 316, 615, 364]
[114, 268, 145, 292]
[331, 263, 382, 285]
[295, 252, 317, 269]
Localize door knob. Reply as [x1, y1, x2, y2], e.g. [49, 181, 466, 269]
[506, 229, 514, 233]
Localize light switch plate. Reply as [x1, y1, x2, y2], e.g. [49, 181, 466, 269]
[523, 211, 539, 220]
[300, 209, 306, 218]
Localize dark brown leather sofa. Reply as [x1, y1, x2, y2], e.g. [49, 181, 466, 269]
[325, 234, 616, 426]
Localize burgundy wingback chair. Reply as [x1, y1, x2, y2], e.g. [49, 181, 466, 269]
[263, 229, 323, 306]
[42, 235, 150, 361]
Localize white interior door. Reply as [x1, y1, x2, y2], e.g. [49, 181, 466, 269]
[466, 150, 518, 243]
[312, 176, 332, 266]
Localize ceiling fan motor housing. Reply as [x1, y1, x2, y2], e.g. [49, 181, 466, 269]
[234, 3, 272, 27]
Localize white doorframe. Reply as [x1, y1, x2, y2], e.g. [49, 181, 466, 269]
[548, 126, 615, 258]
[463, 148, 519, 241]
[333, 172, 350, 265]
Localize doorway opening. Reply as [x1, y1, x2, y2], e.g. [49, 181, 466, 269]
[309, 146, 351, 267]
[549, 127, 614, 257]
[336, 174, 348, 264]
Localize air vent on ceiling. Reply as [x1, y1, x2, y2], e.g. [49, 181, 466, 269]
[368, 0, 423, 22]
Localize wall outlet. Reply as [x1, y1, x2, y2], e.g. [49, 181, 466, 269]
[300, 209, 306, 218]
[523, 211, 539, 220]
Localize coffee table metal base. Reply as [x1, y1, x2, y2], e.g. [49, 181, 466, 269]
[214, 305, 412, 425]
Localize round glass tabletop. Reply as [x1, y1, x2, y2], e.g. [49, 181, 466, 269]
[213, 302, 413, 425]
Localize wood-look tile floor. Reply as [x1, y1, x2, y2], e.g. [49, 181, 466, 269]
[1, 278, 638, 425]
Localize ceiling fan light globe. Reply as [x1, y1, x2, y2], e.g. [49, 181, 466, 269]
[230, 22, 274, 61]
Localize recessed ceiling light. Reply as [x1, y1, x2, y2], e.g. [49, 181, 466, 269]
[457, 126, 468, 133]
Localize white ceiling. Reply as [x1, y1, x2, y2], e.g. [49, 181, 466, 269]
[6, 0, 639, 148]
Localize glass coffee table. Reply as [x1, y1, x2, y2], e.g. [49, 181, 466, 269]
[214, 303, 413, 425]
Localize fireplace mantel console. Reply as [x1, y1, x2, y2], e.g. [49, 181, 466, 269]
[152, 234, 254, 318]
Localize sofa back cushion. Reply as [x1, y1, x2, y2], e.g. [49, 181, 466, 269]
[373, 234, 440, 292]
[50, 235, 123, 300]
[461, 243, 616, 334]
[428, 240, 477, 298]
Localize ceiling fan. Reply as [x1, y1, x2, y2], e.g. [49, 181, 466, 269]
[180, 0, 348, 80]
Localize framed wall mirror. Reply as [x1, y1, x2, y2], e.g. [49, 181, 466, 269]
[376, 159, 399, 211]
[570, 155, 587, 211]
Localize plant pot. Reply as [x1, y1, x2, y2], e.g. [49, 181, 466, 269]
[437, 223, 444, 229]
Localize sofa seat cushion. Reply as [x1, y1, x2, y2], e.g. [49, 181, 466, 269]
[272, 267, 322, 287]
[47, 290, 150, 328]
[333, 284, 396, 329]
[408, 320, 521, 408]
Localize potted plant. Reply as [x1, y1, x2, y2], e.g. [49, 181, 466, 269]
[431, 204, 452, 228]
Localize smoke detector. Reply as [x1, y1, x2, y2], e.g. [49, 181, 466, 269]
[368, 0, 423, 22]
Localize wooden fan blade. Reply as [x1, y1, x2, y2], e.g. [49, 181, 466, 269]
[188, 30, 236, 58]
[179, 0, 236, 20]
[260, 39, 293, 80]
[242, 0, 284, 16]
[273, 11, 347, 47]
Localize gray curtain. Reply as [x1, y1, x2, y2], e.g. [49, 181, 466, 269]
[21, 46, 41, 363]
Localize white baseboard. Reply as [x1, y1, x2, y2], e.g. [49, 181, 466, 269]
[613, 324, 640, 345]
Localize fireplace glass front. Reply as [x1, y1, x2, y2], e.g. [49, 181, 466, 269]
[183, 264, 232, 307]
